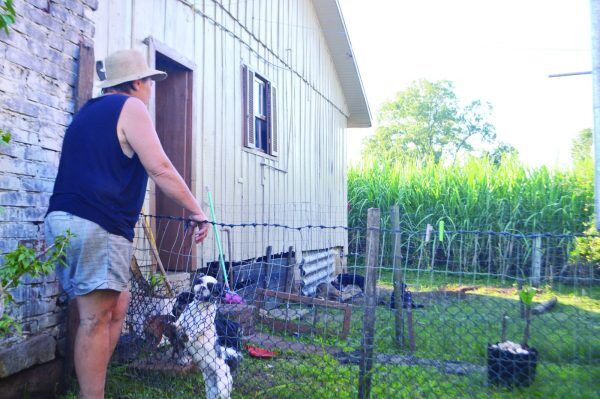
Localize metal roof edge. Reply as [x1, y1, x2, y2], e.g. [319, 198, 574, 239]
[312, 0, 372, 128]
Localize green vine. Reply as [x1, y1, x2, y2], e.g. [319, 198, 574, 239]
[0, 0, 16, 35]
[0, 231, 74, 336]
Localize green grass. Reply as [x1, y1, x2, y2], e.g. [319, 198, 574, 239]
[59, 276, 599, 399]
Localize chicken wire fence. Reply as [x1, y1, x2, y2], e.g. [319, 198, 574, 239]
[107, 212, 599, 399]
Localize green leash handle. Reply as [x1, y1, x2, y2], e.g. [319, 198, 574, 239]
[206, 187, 230, 290]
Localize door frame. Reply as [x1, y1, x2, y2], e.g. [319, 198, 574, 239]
[144, 36, 198, 270]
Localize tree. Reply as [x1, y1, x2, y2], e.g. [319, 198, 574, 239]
[487, 142, 519, 165]
[571, 128, 592, 163]
[363, 80, 496, 164]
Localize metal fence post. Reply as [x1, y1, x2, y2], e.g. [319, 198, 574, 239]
[390, 206, 405, 348]
[358, 208, 380, 399]
[531, 236, 542, 287]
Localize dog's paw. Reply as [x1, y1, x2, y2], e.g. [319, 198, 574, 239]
[220, 346, 243, 372]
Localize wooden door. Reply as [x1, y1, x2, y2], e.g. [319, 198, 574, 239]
[154, 52, 194, 272]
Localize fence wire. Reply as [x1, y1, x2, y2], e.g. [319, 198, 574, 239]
[106, 214, 599, 399]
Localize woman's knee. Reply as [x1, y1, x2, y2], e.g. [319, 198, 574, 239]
[76, 290, 122, 333]
[111, 291, 131, 323]
[79, 307, 112, 334]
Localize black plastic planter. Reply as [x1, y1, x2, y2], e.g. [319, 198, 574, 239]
[487, 344, 538, 387]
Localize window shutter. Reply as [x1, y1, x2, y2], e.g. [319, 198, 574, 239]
[242, 65, 256, 148]
[268, 83, 278, 156]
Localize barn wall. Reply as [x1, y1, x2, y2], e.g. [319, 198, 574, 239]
[92, 0, 350, 266]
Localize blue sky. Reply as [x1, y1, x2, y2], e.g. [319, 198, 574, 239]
[339, 0, 594, 167]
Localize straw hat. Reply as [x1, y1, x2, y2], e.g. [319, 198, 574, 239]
[97, 49, 167, 89]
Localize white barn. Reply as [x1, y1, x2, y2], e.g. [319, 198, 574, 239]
[91, 0, 371, 273]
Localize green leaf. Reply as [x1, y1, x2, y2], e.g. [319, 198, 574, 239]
[0, 130, 10, 144]
[519, 286, 536, 306]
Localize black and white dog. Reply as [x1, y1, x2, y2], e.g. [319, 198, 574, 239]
[332, 273, 365, 291]
[172, 275, 242, 399]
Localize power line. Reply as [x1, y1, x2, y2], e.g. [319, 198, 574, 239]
[548, 71, 592, 78]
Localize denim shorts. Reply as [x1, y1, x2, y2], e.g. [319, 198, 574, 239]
[44, 211, 133, 299]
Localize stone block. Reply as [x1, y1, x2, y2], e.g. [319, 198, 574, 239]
[22, 177, 55, 193]
[0, 222, 40, 239]
[0, 157, 38, 176]
[12, 298, 57, 319]
[26, 70, 60, 95]
[28, 0, 52, 10]
[22, 206, 48, 221]
[84, 0, 99, 11]
[0, 174, 22, 190]
[26, 6, 62, 33]
[36, 163, 58, 179]
[8, 285, 41, 303]
[0, 238, 19, 254]
[23, 145, 58, 163]
[5, 47, 38, 72]
[0, 334, 56, 378]
[35, 311, 64, 330]
[0, 77, 24, 94]
[0, 140, 26, 158]
[0, 358, 63, 399]
[40, 282, 60, 298]
[2, 96, 42, 118]
[21, 271, 58, 285]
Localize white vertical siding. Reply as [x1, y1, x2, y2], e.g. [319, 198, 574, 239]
[93, 0, 350, 264]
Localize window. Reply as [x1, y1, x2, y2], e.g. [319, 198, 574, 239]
[242, 65, 278, 156]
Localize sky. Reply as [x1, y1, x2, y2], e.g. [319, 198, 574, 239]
[338, 0, 594, 167]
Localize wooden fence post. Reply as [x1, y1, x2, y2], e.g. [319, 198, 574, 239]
[390, 206, 405, 348]
[531, 236, 542, 287]
[359, 208, 380, 399]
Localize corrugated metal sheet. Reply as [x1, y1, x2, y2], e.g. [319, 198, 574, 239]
[300, 248, 339, 296]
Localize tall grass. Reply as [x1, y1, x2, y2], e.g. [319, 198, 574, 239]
[348, 156, 594, 234]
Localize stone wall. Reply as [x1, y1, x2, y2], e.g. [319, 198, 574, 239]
[0, 0, 97, 389]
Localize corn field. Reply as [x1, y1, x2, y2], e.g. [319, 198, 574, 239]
[348, 157, 594, 234]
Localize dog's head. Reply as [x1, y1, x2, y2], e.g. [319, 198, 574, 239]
[192, 274, 225, 301]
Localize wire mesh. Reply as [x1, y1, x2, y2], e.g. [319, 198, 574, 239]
[105, 214, 599, 399]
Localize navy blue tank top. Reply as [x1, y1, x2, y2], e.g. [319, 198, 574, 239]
[47, 94, 148, 241]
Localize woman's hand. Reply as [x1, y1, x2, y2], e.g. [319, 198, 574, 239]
[189, 211, 210, 243]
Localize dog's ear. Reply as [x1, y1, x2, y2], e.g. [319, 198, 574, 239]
[191, 272, 206, 286]
[173, 291, 195, 318]
[207, 282, 225, 297]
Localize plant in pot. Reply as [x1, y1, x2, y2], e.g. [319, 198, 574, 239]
[487, 286, 538, 388]
[0, 232, 73, 337]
